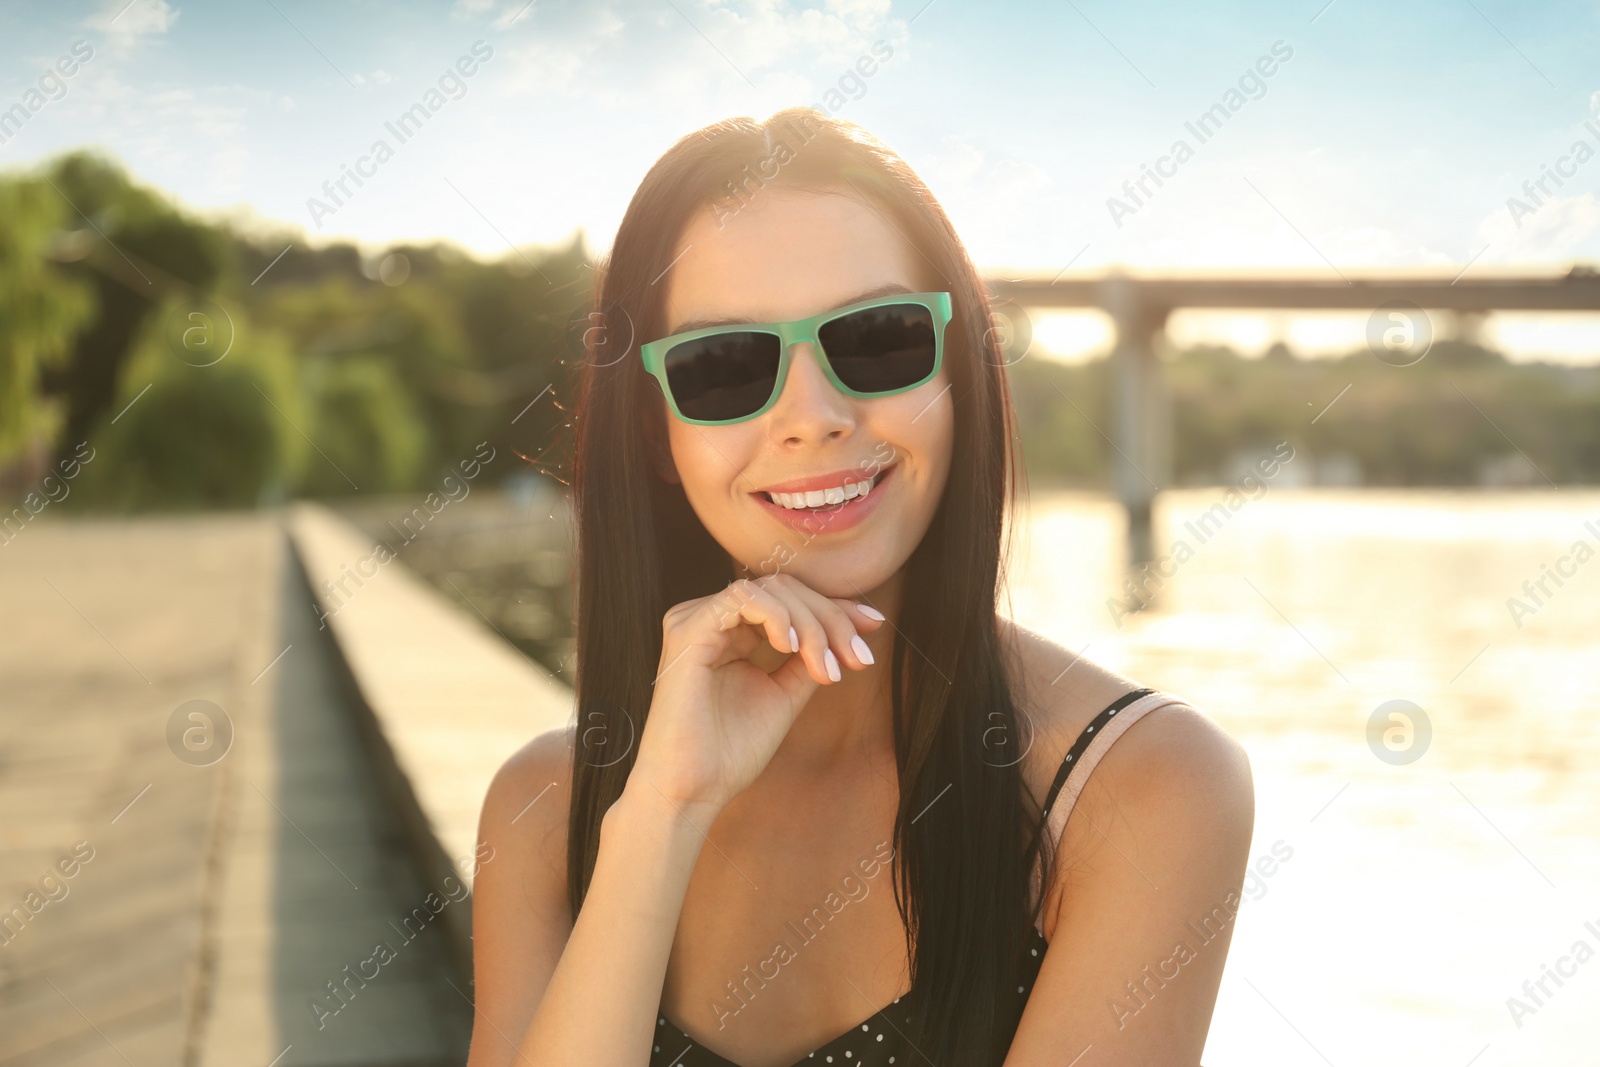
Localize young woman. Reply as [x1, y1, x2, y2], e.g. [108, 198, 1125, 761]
[467, 108, 1254, 1067]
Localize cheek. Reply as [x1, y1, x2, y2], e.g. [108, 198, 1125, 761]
[665, 421, 751, 511]
[665, 423, 710, 500]
[897, 376, 954, 476]
[862, 382, 954, 523]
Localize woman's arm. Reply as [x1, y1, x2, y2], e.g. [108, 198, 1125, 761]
[519, 780, 721, 1063]
[466, 574, 883, 1066]
[462, 726, 576, 1067]
[465, 726, 723, 1067]
[1004, 704, 1256, 1067]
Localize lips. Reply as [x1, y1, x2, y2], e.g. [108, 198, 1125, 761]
[764, 468, 886, 511]
[751, 463, 896, 536]
[756, 466, 885, 496]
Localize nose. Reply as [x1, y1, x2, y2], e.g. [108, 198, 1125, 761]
[765, 341, 855, 445]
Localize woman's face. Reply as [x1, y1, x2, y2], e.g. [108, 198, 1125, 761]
[656, 187, 955, 601]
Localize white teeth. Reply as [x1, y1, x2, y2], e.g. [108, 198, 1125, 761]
[766, 471, 882, 511]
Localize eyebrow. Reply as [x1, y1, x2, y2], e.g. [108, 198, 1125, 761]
[667, 281, 916, 336]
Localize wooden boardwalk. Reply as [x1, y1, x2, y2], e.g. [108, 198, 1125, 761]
[0, 512, 471, 1067]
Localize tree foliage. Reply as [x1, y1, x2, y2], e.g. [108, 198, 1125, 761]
[0, 177, 92, 466]
[1, 151, 589, 511]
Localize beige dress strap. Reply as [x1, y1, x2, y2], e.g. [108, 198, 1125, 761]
[1030, 689, 1191, 935]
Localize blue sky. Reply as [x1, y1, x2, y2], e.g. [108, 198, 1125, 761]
[3, 0, 1598, 358]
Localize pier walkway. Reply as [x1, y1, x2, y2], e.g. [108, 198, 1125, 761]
[0, 503, 573, 1067]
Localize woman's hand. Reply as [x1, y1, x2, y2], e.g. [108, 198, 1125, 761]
[628, 572, 886, 817]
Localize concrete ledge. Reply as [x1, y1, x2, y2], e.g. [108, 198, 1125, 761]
[286, 501, 574, 982]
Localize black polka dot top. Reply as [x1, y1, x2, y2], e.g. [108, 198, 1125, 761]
[648, 688, 1160, 1067]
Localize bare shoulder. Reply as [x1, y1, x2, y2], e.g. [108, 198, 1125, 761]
[484, 721, 576, 812]
[995, 616, 1140, 801]
[1080, 698, 1256, 860]
[479, 721, 577, 877]
[995, 615, 1253, 827]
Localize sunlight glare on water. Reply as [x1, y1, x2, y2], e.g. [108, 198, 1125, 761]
[1003, 488, 1600, 1067]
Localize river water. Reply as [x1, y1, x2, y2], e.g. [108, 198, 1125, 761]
[1003, 488, 1600, 1066]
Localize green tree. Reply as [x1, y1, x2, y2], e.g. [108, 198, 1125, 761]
[0, 176, 92, 468]
[297, 355, 430, 496]
[70, 306, 305, 510]
[34, 152, 228, 470]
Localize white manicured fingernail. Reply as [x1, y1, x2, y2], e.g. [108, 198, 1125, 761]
[824, 648, 841, 682]
[850, 634, 874, 665]
[857, 604, 886, 621]
[788, 626, 799, 653]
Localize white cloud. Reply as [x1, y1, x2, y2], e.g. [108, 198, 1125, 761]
[483, 0, 905, 105]
[916, 136, 985, 187]
[44, 68, 255, 199]
[1317, 225, 1456, 268]
[450, 0, 550, 31]
[693, 0, 899, 73]
[1474, 191, 1600, 263]
[496, 31, 608, 97]
[905, 137, 1084, 273]
[92, 0, 180, 40]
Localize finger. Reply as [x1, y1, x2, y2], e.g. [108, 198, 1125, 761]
[827, 598, 889, 664]
[707, 579, 794, 660]
[748, 576, 838, 684]
[748, 576, 848, 680]
[836, 601, 887, 667]
[842, 601, 888, 629]
[708, 580, 838, 685]
[777, 578, 876, 672]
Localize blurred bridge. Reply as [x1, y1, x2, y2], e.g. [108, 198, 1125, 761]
[988, 267, 1600, 565]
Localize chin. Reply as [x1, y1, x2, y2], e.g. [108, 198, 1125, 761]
[736, 543, 906, 601]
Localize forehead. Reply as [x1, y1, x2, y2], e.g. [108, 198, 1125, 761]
[661, 188, 931, 334]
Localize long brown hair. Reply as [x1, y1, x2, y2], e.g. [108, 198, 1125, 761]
[567, 107, 1049, 1064]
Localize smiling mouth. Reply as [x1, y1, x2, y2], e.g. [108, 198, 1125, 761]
[759, 464, 896, 511]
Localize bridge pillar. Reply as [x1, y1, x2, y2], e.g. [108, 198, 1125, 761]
[1102, 276, 1171, 570]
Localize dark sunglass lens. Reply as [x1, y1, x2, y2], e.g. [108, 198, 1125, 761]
[663, 332, 782, 422]
[817, 303, 937, 394]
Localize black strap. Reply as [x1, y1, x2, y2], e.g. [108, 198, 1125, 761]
[1039, 688, 1155, 825]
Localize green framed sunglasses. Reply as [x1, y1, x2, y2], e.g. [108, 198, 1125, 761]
[640, 290, 952, 426]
